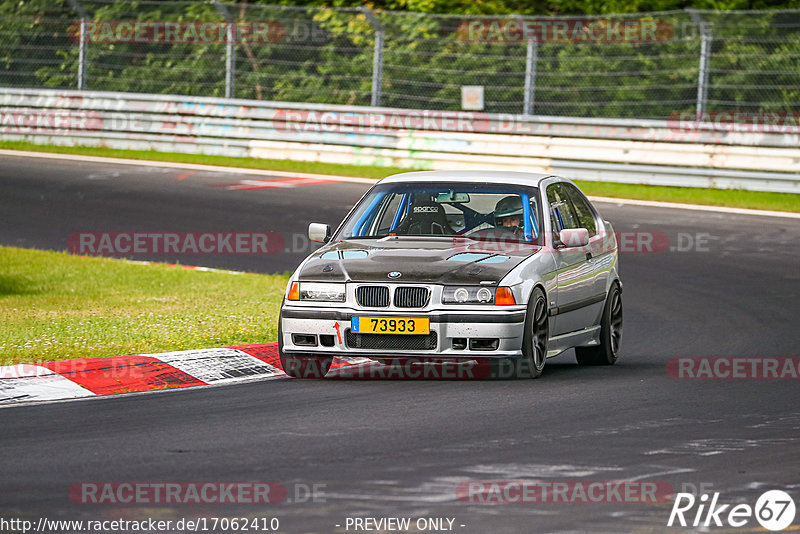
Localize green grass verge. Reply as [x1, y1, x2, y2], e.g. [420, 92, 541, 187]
[0, 140, 406, 181]
[1, 140, 798, 212]
[573, 180, 799, 213]
[0, 246, 288, 365]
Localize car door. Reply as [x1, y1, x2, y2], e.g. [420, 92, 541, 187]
[561, 183, 613, 301]
[546, 182, 603, 335]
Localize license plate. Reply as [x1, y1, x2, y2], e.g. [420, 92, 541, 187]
[351, 316, 430, 335]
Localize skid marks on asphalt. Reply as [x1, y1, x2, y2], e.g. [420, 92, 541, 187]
[212, 176, 341, 190]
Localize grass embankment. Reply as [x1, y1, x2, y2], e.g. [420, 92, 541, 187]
[1, 140, 798, 213]
[0, 246, 288, 366]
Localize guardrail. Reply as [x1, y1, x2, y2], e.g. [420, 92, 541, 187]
[1, 88, 798, 193]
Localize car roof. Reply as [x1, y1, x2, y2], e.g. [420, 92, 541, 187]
[377, 170, 556, 187]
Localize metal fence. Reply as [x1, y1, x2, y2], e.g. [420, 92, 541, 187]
[2, 1, 800, 120]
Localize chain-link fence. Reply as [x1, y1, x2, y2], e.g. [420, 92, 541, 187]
[2, 1, 799, 120]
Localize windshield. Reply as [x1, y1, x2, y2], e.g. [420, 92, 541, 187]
[333, 182, 542, 244]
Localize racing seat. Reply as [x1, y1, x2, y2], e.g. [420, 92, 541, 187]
[394, 200, 454, 236]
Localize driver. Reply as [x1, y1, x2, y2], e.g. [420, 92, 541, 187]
[494, 195, 524, 233]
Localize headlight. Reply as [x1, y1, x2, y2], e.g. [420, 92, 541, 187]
[288, 282, 345, 302]
[442, 286, 496, 304]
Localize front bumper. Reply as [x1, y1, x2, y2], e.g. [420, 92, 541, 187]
[280, 304, 527, 360]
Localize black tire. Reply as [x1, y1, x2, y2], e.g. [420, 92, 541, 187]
[519, 287, 549, 378]
[278, 316, 332, 378]
[280, 355, 333, 379]
[575, 282, 622, 366]
[493, 288, 548, 379]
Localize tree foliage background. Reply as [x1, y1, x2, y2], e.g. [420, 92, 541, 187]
[1, 0, 799, 119]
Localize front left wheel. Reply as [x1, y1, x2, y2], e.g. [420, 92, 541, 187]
[575, 282, 622, 366]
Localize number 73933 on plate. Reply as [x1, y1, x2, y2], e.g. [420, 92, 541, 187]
[351, 316, 430, 335]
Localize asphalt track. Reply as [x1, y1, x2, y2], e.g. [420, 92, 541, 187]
[1, 154, 800, 533]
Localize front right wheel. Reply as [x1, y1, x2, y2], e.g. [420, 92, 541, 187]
[520, 287, 549, 378]
[575, 283, 622, 366]
[280, 355, 333, 379]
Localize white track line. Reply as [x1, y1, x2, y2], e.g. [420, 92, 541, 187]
[123, 259, 246, 275]
[0, 149, 377, 184]
[588, 196, 800, 219]
[1, 149, 797, 218]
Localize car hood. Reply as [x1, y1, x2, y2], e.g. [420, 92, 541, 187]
[297, 238, 540, 285]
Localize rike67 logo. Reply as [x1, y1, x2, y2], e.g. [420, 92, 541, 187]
[668, 490, 796, 531]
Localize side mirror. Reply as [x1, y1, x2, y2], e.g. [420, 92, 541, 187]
[559, 228, 589, 248]
[308, 223, 331, 244]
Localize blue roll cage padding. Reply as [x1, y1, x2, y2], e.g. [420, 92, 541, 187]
[521, 193, 539, 240]
[352, 192, 387, 237]
[389, 193, 409, 231]
[554, 205, 565, 231]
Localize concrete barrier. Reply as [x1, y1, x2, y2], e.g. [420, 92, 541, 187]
[1, 88, 798, 193]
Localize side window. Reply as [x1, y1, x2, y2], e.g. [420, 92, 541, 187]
[547, 183, 577, 236]
[563, 184, 598, 237]
[548, 182, 597, 238]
